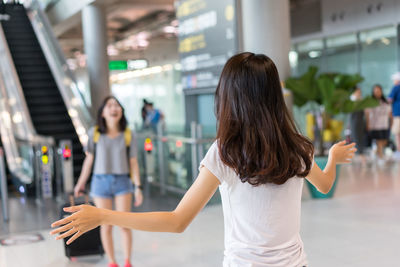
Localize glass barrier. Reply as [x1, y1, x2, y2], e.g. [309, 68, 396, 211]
[15, 139, 35, 181]
[136, 123, 214, 196]
[25, 0, 94, 146]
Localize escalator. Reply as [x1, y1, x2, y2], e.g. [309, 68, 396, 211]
[0, 3, 84, 179]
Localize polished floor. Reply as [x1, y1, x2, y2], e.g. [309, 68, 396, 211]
[1, 161, 399, 267]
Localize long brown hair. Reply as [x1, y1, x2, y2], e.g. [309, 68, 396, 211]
[215, 52, 314, 186]
[96, 96, 127, 133]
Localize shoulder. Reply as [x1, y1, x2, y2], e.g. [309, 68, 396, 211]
[391, 85, 400, 94]
[200, 141, 232, 183]
[205, 141, 220, 159]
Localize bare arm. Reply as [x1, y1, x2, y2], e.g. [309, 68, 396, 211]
[74, 152, 94, 197]
[130, 157, 143, 206]
[51, 167, 220, 244]
[306, 141, 356, 194]
[364, 109, 370, 131]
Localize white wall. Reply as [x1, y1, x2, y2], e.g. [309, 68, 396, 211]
[292, 0, 400, 42]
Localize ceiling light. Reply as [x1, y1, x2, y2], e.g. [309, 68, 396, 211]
[107, 45, 119, 56]
[381, 37, 390, 45]
[137, 39, 149, 48]
[163, 26, 177, 34]
[308, 51, 322, 58]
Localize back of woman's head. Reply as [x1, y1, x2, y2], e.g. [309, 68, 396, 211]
[96, 96, 127, 133]
[215, 52, 314, 186]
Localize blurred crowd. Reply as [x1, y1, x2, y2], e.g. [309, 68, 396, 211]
[349, 72, 400, 166]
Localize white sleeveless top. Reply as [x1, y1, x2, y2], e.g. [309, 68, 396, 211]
[200, 142, 307, 267]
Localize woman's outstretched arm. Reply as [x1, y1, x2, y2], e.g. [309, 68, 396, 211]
[51, 167, 220, 244]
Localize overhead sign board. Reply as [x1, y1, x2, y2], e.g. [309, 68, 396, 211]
[177, 0, 238, 94]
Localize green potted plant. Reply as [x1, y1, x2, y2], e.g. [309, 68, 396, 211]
[285, 66, 378, 198]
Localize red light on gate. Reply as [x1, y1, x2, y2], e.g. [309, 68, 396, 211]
[63, 148, 71, 159]
[176, 140, 183, 148]
[144, 138, 153, 152]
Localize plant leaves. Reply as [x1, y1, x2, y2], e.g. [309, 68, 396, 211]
[285, 66, 320, 106]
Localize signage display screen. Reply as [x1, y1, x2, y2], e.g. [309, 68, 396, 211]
[177, 0, 238, 94]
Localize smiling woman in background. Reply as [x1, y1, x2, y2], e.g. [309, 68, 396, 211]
[73, 96, 143, 267]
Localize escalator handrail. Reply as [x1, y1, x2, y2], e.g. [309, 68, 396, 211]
[0, 24, 36, 139]
[14, 135, 55, 146]
[25, 0, 94, 146]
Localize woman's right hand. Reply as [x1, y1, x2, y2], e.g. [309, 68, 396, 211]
[51, 205, 103, 245]
[74, 182, 86, 198]
[329, 140, 357, 164]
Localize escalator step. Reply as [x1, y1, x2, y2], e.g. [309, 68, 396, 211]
[6, 47, 42, 53]
[19, 81, 56, 87]
[23, 89, 60, 96]
[8, 53, 48, 60]
[15, 65, 51, 73]
[36, 124, 75, 132]
[18, 73, 54, 81]
[28, 99, 64, 106]
[12, 59, 48, 66]
[29, 105, 67, 114]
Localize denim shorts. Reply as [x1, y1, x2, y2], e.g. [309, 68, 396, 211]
[90, 174, 134, 199]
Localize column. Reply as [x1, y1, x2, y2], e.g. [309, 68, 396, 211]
[82, 3, 110, 116]
[239, 0, 291, 80]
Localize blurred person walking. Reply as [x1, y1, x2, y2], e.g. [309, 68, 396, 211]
[388, 72, 400, 160]
[73, 96, 143, 267]
[145, 102, 165, 133]
[140, 99, 149, 130]
[349, 87, 367, 164]
[365, 85, 392, 165]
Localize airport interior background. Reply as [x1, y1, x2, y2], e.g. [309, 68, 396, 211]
[0, 0, 400, 266]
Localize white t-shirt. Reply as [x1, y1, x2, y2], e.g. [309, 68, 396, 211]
[200, 142, 307, 267]
[366, 101, 391, 130]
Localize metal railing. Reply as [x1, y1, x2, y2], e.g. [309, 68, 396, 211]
[136, 122, 215, 195]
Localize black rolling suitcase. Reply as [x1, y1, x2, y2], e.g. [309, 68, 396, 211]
[60, 194, 104, 259]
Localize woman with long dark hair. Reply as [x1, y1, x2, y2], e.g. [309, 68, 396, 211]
[73, 96, 143, 267]
[365, 84, 392, 165]
[53, 53, 355, 266]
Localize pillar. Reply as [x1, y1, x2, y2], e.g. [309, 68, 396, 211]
[238, 0, 291, 80]
[82, 3, 110, 116]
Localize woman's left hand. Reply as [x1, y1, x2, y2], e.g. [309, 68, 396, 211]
[50, 205, 103, 245]
[134, 189, 143, 207]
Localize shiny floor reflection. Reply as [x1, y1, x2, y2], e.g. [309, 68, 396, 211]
[0, 162, 399, 267]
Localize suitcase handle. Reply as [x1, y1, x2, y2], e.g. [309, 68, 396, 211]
[69, 191, 89, 206]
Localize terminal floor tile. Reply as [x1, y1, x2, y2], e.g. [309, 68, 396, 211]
[0, 162, 399, 266]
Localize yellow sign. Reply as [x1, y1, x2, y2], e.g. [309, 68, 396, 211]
[41, 155, 49, 165]
[177, 0, 207, 18]
[225, 5, 234, 21]
[179, 34, 206, 53]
